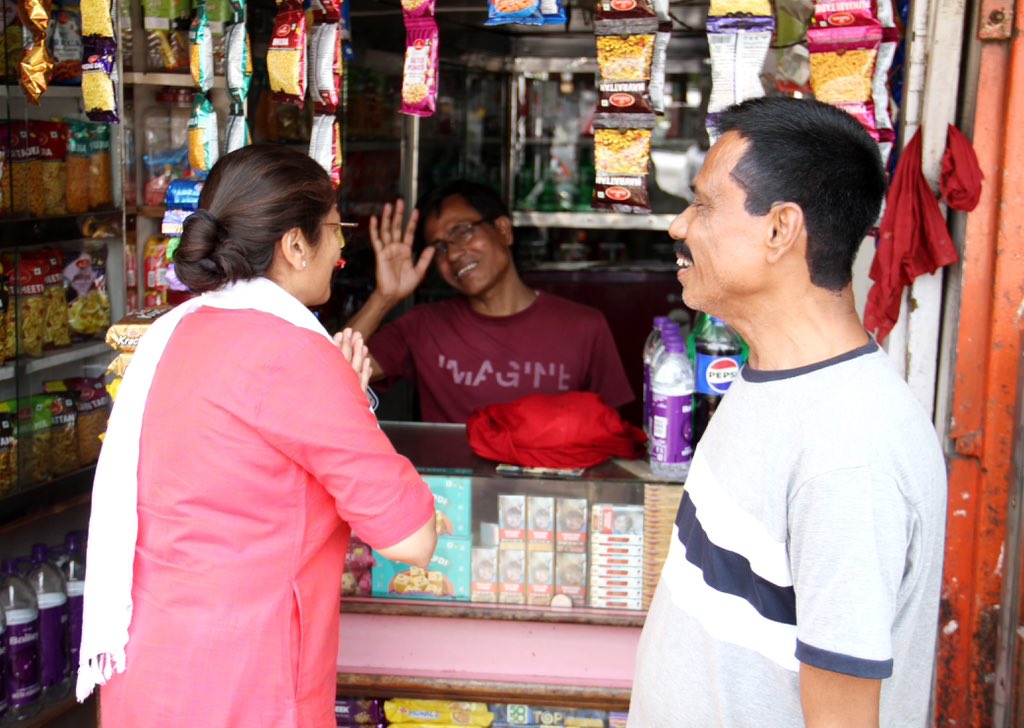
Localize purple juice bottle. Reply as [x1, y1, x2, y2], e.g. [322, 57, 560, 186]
[26, 545, 70, 703]
[0, 560, 41, 721]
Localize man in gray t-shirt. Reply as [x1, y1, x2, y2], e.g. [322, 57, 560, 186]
[628, 97, 947, 727]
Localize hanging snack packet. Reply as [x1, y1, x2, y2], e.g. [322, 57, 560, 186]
[64, 246, 110, 337]
[224, 21, 251, 103]
[79, 0, 111, 36]
[19, 0, 52, 38]
[0, 126, 8, 217]
[309, 113, 340, 188]
[485, 0, 542, 25]
[807, 24, 881, 107]
[82, 36, 118, 122]
[227, 0, 244, 17]
[309, 21, 339, 113]
[42, 385, 78, 476]
[592, 127, 652, 213]
[64, 376, 110, 465]
[43, 248, 71, 347]
[400, 0, 434, 18]
[311, 0, 340, 22]
[19, 395, 54, 484]
[188, 92, 219, 174]
[595, 0, 655, 22]
[37, 119, 67, 216]
[708, 0, 771, 17]
[649, 21, 670, 114]
[400, 16, 438, 117]
[706, 16, 773, 116]
[189, 0, 214, 93]
[6, 250, 47, 357]
[50, 0, 83, 85]
[594, 31, 656, 127]
[0, 408, 15, 495]
[20, 33, 52, 103]
[268, 0, 307, 108]
[224, 108, 250, 153]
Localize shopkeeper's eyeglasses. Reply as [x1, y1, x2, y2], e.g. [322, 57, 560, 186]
[429, 217, 495, 255]
[323, 221, 357, 250]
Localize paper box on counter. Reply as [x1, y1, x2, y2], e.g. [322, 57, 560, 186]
[526, 496, 555, 551]
[425, 475, 472, 538]
[556, 497, 588, 553]
[372, 536, 471, 601]
[591, 503, 644, 537]
[527, 550, 555, 606]
[498, 548, 526, 604]
[471, 546, 499, 603]
[499, 494, 527, 547]
[555, 551, 588, 606]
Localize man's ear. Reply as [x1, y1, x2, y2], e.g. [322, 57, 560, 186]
[494, 216, 514, 248]
[766, 202, 805, 264]
[277, 228, 308, 271]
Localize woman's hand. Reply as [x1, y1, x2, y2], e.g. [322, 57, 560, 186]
[368, 199, 435, 304]
[334, 328, 372, 392]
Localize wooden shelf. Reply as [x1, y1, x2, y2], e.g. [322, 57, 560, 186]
[123, 72, 226, 89]
[342, 596, 645, 627]
[0, 467, 95, 530]
[23, 341, 113, 375]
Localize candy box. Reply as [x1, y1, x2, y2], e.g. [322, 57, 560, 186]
[556, 497, 588, 553]
[499, 494, 527, 547]
[498, 548, 526, 604]
[526, 496, 554, 551]
[471, 546, 498, 603]
[591, 503, 644, 536]
[526, 550, 554, 606]
[425, 475, 472, 537]
[372, 536, 471, 601]
[555, 551, 587, 606]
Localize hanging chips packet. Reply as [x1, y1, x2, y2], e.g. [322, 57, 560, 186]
[267, 0, 307, 108]
[400, 16, 438, 117]
[189, 0, 214, 92]
[187, 92, 219, 174]
[82, 35, 118, 122]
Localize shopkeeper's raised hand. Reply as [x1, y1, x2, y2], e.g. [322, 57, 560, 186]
[344, 199, 435, 382]
[368, 199, 435, 303]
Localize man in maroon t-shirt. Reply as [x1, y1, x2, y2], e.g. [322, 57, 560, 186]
[346, 180, 634, 423]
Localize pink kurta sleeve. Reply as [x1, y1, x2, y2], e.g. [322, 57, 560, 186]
[253, 331, 434, 550]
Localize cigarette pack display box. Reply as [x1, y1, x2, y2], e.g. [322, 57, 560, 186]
[499, 494, 527, 547]
[424, 475, 472, 538]
[471, 546, 499, 603]
[590, 584, 644, 600]
[499, 548, 526, 604]
[526, 550, 554, 606]
[555, 497, 588, 553]
[591, 503, 644, 537]
[555, 551, 587, 606]
[588, 594, 643, 610]
[590, 574, 644, 591]
[590, 542, 645, 558]
[526, 496, 555, 551]
[372, 536, 471, 601]
[591, 553, 645, 570]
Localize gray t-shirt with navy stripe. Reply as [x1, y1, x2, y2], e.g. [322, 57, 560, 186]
[628, 342, 947, 727]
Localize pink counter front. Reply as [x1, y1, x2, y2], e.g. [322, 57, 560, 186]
[337, 611, 642, 708]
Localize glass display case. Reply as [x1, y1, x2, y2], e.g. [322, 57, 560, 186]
[338, 421, 684, 709]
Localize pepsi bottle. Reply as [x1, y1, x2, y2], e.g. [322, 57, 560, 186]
[691, 313, 746, 446]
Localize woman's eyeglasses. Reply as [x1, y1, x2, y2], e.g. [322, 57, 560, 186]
[429, 217, 495, 255]
[323, 221, 358, 250]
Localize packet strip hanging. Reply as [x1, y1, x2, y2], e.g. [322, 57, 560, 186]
[807, 24, 882, 106]
[400, 16, 438, 117]
[224, 109, 250, 154]
[81, 35, 118, 122]
[189, 0, 214, 92]
[592, 128, 652, 213]
[19, 35, 52, 104]
[309, 21, 339, 113]
[400, 0, 434, 18]
[51, 3, 84, 85]
[485, 0, 543, 27]
[595, 0, 656, 22]
[267, 0, 307, 108]
[80, 0, 113, 37]
[224, 21, 251, 103]
[706, 15, 774, 114]
[308, 114, 341, 189]
[187, 92, 219, 173]
[708, 0, 772, 18]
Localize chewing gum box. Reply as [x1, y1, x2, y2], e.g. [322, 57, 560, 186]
[526, 496, 555, 552]
[555, 497, 588, 553]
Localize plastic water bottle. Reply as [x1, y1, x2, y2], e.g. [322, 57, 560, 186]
[26, 545, 70, 702]
[0, 606, 8, 722]
[642, 317, 675, 434]
[647, 327, 682, 439]
[1, 560, 42, 721]
[61, 533, 86, 677]
[689, 313, 747, 446]
[649, 337, 694, 480]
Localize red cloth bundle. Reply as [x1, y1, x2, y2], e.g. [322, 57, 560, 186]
[940, 124, 983, 212]
[466, 392, 647, 469]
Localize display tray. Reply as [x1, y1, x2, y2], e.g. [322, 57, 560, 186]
[341, 595, 645, 628]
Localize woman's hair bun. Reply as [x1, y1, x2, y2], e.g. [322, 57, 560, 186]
[175, 208, 232, 292]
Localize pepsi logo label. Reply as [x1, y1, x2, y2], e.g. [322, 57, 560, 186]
[705, 357, 739, 393]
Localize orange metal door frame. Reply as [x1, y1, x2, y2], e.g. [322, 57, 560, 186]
[938, 0, 1024, 724]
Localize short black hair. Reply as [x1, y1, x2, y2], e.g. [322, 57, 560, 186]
[414, 179, 510, 248]
[715, 97, 886, 291]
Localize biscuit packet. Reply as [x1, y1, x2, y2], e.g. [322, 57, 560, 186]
[63, 376, 109, 465]
[104, 305, 172, 354]
[37, 120, 67, 217]
[485, 0, 542, 25]
[0, 261, 10, 361]
[50, 0, 83, 85]
[187, 92, 219, 174]
[267, 0, 307, 108]
[399, 16, 438, 117]
[82, 35, 118, 123]
[189, 0, 214, 93]
[595, 0, 656, 22]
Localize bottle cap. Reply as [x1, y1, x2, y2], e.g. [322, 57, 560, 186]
[30, 543, 50, 563]
[1, 559, 20, 576]
[65, 531, 86, 550]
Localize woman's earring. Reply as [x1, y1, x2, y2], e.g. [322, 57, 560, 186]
[302, 260, 308, 268]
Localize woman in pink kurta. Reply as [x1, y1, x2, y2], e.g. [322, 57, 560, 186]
[95, 146, 436, 726]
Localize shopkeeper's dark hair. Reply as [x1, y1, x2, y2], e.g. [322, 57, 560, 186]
[414, 179, 509, 248]
[715, 96, 886, 291]
[175, 144, 335, 293]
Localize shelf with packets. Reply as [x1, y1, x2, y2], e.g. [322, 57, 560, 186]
[124, 71, 228, 90]
[335, 421, 683, 712]
[512, 211, 678, 231]
[0, 85, 84, 99]
[0, 340, 113, 382]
